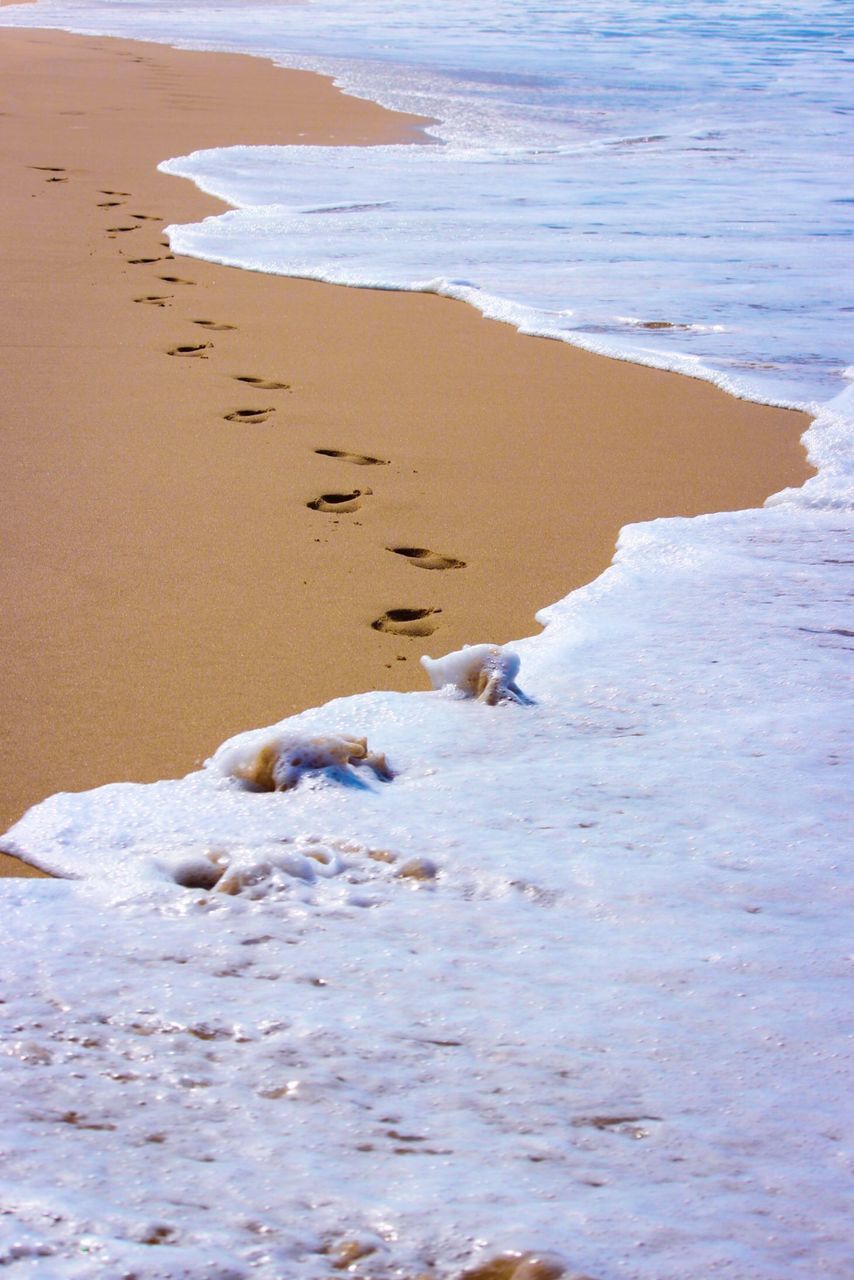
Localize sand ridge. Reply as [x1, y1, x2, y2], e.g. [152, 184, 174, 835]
[0, 28, 811, 855]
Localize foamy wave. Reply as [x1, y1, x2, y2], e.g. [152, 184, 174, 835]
[1, 3, 852, 1275]
[158, 138, 851, 411]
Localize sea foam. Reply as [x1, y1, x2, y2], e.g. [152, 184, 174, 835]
[2, 463, 851, 1275]
[1, 2, 852, 1276]
[3, 0, 851, 407]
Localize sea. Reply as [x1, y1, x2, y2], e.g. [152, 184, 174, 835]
[1, 3, 852, 1278]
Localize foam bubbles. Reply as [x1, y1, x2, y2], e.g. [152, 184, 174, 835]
[0, 3, 852, 1275]
[2, 0, 850, 406]
[159, 134, 851, 410]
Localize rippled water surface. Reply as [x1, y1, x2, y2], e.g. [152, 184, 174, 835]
[1, 6, 852, 1277]
[3, 0, 852, 405]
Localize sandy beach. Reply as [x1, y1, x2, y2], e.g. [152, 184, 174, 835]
[0, 25, 812, 863]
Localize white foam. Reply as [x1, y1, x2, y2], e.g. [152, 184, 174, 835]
[1, 2, 852, 1275]
[157, 136, 850, 411]
[2, 0, 851, 405]
[3, 483, 852, 1277]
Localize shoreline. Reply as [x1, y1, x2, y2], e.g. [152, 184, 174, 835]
[0, 27, 812, 865]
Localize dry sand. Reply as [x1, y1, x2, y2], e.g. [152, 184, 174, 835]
[0, 27, 811, 869]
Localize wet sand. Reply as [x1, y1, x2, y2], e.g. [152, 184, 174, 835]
[0, 27, 812, 861]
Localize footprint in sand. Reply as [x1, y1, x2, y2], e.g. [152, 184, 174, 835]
[100, 190, 131, 196]
[315, 448, 389, 467]
[32, 165, 65, 172]
[47, 176, 68, 184]
[193, 319, 237, 331]
[307, 490, 370, 514]
[223, 407, 276, 424]
[97, 200, 124, 208]
[135, 295, 173, 307]
[107, 225, 139, 234]
[233, 374, 291, 390]
[159, 275, 195, 285]
[371, 607, 442, 637]
[130, 213, 162, 221]
[167, 342, 212, 358]
[388, 546, 466, 571]
[127, 257, 166, 265]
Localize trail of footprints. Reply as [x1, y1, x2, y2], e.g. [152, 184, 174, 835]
[305, 449, 466, 637]
[89, 172, 466, 643]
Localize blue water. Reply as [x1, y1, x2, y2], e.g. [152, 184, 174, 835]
[2, 0, 851, 409]
[2, 11, 852, 1274]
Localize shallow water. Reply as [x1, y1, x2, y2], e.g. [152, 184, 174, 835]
[1, 3, 852, 1277]
[3, 0, 852, 406]
[3, 480, 852, 1277]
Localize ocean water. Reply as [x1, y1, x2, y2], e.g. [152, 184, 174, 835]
[1, 3, 853, 1278]
[2, 0, 853, 406]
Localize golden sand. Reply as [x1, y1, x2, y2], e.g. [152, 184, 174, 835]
[0, 29, 811, 867]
